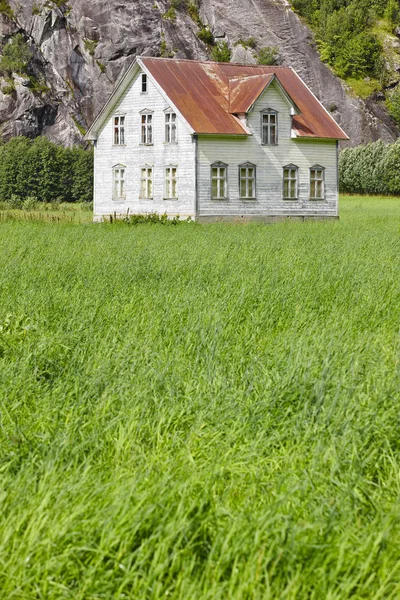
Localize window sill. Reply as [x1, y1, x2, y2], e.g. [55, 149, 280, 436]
[139, 197, 153, 200]
[309, 197, 327, 201]
[164, 142, 178, 145]
[282, 198, 298, 201]
[113, 198, 126, 201]
[240, 198, 257, 202]
[261, 143, 278, 146]
[164, 197, 178, 201]
[113, 144, 127, 147]
[211, 198, 228, 201]
[139, 143, 154, 147]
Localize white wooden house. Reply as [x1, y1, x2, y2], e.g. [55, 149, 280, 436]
[86, 57, 348, 221]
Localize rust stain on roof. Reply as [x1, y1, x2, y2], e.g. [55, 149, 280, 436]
[229, 74, 274, 114]
[141, 57, 348, 140]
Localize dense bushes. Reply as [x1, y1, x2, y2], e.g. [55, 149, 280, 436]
[0, 136, 93, 203]
[290, 0, 397, 80]
[339, 140, 400, 195]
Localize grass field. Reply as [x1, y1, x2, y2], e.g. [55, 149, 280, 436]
[0, 196, 400, 599]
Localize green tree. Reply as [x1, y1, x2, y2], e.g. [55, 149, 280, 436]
[0, 34, 32, 75]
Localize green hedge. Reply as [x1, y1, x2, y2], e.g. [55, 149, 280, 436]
[0, 136, 93, 203]
[339, 140, 400, 195]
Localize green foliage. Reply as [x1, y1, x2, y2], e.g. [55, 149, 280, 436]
[236, 37, 257, 49]
[83, 38, 98, 57]
[1, 197, 400, 597]
[0, 34, 32, 75]
[384, 0, 400, 25]
[116, 212, 189, 225]
[210, 41, 231, 62]
[0, 0, 14, 19]
[257, 46, 279, 65]
[386, 85, 400, 125]
[339, 140, 400, 194]
[197, 26, 214, 45]
[0, 136, 93, 203]
[290, 0, 387, 81]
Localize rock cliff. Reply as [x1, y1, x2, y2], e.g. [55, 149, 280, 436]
[0, 0, 399, 146]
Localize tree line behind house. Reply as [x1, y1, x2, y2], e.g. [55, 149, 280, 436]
[0, 136, 399, 206]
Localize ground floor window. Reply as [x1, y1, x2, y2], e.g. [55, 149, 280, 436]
[310, 165, 325, 199]
[283, 165, 298, 200]
[211, 162, 228, 200]
[165, 166, 177, 198]
[113, 166, 126, 199]
[239, 163, 256, 199]
[140, 166, 153, 198]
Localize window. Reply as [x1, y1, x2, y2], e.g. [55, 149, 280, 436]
[310, 165, 325, 199]
[140, 166, 153, 199]
[113, 166, 126, 199]
[165, 111, 177, 143]
[239, 163, 256, 199]
[141, 73, 147, 93]
[140, 112, 153, 144]
[283, 165, 298, 200]
[261, 110, 278, 145]
[114, 115, 125, 145]
[211, 162, 228, 200]
[165, 166, 177, 198]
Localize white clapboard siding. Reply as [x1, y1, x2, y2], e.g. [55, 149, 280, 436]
[197, 81, 338, 218]
[94, 70, 196, 220]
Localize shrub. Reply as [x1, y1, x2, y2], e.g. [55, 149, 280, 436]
[257, 46, 278, 65]
[210, 41, 231, 62]
[23, 196, 39, 211]
[0, 34, 32, 75]
[339, 139, 400, 195]
[386, 85, 400, 126]
[0, 136, 94, 203]
[197, 26, 214, 45]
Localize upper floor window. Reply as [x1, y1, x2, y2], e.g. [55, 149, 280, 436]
[261, 109, 278, 145]
[310, 165, 325, 199]
[140, 166, 153, 199]
[165, 111, 177, 143]
[165, 166, 177, 199]
[114, 115, 125, 145]
[239, 162, 256, 199]
[140, 110, 153, 145]
[283, 164, 298, 200]
[211, 162, 228, 200]
[113, 165, 126, 199]
[141, 73, 147, 93]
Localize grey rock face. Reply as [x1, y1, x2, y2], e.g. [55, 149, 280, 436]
[0, 0, 398, 146]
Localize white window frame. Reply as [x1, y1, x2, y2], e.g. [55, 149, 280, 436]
[141, 73, 147, 94]
[140, 110, 153, 145]
[113, 114, 125, 145]
[309, 165, 325, 200]
[164, 109, 177, 144]
[239, 162, 256, 200]
[113, 164, 126, 200]
[261, 109, 278, 145]
[211, 162, 228, 200]
[283, 164, 298, 200]
[165, 166, 177, 199]
[140, 165, 153, 199]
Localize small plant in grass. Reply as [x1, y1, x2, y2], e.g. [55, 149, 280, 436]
[6, 194, 23, 209]
[23, 196, 39, 211]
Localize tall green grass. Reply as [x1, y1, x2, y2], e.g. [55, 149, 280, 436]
[0, 196, 400, 599]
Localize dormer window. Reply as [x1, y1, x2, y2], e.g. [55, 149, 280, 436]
[165, 110, 177, 143]
[114, 115, 125, 145]
[141, 73, 147, 93]
[261, 109, 278, 145]
[140, 110, 153, 145]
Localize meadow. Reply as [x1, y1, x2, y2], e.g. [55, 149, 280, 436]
[0, 196, 399, 599]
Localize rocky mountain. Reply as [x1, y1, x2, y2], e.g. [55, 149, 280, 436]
[0, 0, 399, 146]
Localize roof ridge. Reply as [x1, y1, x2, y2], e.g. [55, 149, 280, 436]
[140, 56, 291, 69]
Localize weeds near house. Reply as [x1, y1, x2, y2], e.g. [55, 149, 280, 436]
[0, 196, 400, 598]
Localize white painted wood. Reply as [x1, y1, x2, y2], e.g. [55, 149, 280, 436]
[93, 73, 339, 221]
[197, 81, 338, 218]
[93, 69, 196, 220]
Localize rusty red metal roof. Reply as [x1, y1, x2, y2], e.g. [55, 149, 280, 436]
[229, 74, 274, 114]
[141, 57, 348, 140]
